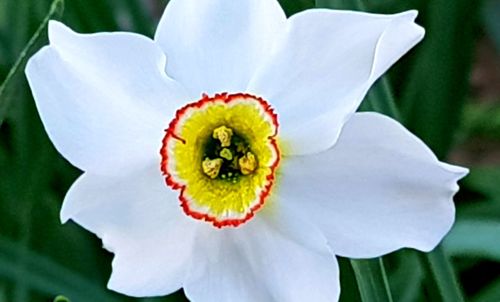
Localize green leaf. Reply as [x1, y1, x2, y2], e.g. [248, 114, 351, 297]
[350, 258, 394, 302]
[359, 77, 401, 120]
[472, 277, 500, 302]
[449, 168, 500, 264]
[71, 0, 119, 32]
[316, 0, 365, 10]
[338, 257, 362, 302]
[464, 167, 500, 199]
[400, 0, 480, 159]
[385, 250, 425, 302]
[0, 237, 118, 302]
[279, 0, 314, 16]
[482, 0, 500, 52]
[0, 0, 64, 126]
[444, 219, 500, 262]
[419, 247, 465, 302]
[461, 103, 500, 140]
[457, 167, 500, 221]
[115, 0, 155, 35]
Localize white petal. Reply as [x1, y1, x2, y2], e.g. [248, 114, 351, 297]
[248, 10, 424, 155]
[279, 112, 468, 258]
[62, 167, 196, 297]
[184, 209, 339, 302]
[154, 0, 286, 97]
[183, 226, 274, 302]
[26, 21, 189, 175]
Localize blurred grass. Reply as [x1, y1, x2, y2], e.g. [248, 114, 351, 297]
[0, 0, 498, 301]
[0, 0, 63, 125]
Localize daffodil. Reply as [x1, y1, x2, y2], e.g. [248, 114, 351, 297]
[25, 0, 468, 300]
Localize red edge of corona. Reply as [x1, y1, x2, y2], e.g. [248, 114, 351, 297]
[160, 93, 281, 228]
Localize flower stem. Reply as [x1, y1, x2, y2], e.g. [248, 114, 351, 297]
[419, 247, 465, 302]
[350, 258, 393, 302]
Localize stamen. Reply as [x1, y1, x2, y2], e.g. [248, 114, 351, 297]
[213, 126, 233, 147]
[203, 125, 258, 180]
[202, 158, 224, 179]
[239, 152, 257, 175]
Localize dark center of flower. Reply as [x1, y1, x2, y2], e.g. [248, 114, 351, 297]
[202, 125, 257, 182]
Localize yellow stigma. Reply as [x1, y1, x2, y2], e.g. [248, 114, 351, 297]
[239, 152, 257, 175]
[220, 148, 233, 160]
[202, 158, 224, 179]
[212, 126, 233, 147]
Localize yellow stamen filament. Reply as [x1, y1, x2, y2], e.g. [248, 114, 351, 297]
[239, 152, 257, 175]
[220, 148, 233, 160]
[212, 126, 233, 147]
[202, 158, 224, 179]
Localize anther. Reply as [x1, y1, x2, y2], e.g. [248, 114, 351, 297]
[213, 126, 233, 147]
[202, 158, 224, 179]
[239, 152, 257, 175]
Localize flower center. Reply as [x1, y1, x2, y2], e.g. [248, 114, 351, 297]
[160, 93, 280, 228]
[201, 125, 257, 181]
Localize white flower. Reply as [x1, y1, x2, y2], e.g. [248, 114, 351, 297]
[25, 0, 468, 301]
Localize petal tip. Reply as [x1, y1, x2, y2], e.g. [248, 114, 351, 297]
[414, 22, 426, 42]
[404, 9, 419, 20]
[440, 162, 469, 180]
[48, 20, 73, 45]
[398, 10, 426, 41]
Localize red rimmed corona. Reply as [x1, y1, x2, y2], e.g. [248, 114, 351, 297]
[160, 93, 280, 227]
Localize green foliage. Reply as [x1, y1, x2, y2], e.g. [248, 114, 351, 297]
[0, 0, 63, 125]
[279, 0, 314, 16]
[462, 103, 500, 139]
[445, 168, 500, 261]
[400, 0, 480, 160]
[483, 0, 500, 51]
[0, 0, 496, 301]
[350, 259, 394, 302]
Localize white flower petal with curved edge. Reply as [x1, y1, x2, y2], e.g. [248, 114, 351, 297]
[248, 10, 424, 155]
[62, 167, 197, 297]
[184, 210, 339, 302]
[183, 227, 274, 302]
[26, 21, 189, 175]
[154, 0, 286, 97]
[278, 112, 468, 258]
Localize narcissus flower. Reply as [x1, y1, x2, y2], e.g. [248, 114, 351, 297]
[26, 0, 468, 300]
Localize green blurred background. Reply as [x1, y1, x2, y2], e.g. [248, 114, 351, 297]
[0, 0, 499, 301]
